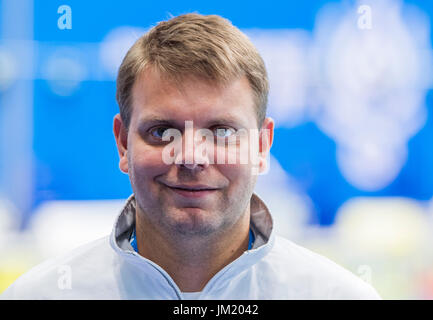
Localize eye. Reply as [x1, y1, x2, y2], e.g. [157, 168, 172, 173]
[149, 126, 170, 139]
[213, 127, 237, 138]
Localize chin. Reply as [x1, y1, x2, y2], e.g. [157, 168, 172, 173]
[164, 207, 222, 236]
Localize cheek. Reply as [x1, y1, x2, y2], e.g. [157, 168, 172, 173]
[216, 163, 253, 187]
[128, 147, 167, 187]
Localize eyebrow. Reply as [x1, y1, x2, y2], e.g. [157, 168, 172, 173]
[138, 117, 177, 129]
[137, 115, 246, 130]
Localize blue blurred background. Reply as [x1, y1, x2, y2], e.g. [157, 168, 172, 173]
[1, 0, 433, 298]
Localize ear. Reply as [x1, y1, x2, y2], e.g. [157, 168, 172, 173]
[257, 117, 274, 174]
[113, 114, 129, 174]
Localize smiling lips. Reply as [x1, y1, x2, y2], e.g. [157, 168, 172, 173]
[165, 183, 219, 198]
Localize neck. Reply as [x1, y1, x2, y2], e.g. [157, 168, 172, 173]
[135, 206, 251, 292]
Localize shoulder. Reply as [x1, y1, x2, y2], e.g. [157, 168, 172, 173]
[0, 236, 116, 299]
[259, 235, 381, 299]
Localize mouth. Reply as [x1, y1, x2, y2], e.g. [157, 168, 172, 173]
[164, 183, 220, 198]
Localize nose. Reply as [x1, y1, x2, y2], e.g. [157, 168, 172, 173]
[174, 122, 211, 170]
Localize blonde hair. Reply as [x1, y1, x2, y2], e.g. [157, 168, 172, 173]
[116, 13, 269, 129]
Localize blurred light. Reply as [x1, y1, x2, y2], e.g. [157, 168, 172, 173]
[417, 270, 433, 299]
[311, 0, 433, 191]
[41, 47, 87, 96]
[99, 26, 147, 79]
[0, 48, 17, 91]
[29, 199, 125, 259]
[336, 134, 407, 191]
[334, 197, 430, 257]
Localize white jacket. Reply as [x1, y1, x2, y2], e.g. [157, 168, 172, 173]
[1, 193, 381, 300]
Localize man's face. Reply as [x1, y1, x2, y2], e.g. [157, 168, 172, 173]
[114, 67, 273, 238]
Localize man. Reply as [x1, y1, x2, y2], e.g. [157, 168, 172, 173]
[1, 13, 380, 299]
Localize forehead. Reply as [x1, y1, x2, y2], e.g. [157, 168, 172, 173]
[130, 67, 258, 128]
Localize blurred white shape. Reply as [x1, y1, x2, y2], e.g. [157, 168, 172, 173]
[41, 47, 87, 96]
[311, 0, 433, 191]
[99, 26, 147, 79]
[29, 199, 125, 259]
[336, 133, 407, 191]
[334, 197, 430, 257]
[0, 48, 17, 91]
[245, 29, 311, 128]
[254, 154, 313, 240]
